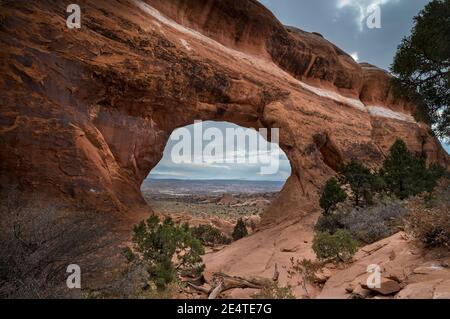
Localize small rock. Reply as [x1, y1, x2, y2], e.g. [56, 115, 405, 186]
[386, 274, 402, 283]
[362, 278, 401, 296]
[345, 285, 354, 293]
[396, 280, 441, 299]
[324, 262, 337, 270]
[281, 246, 299, 253]
[389, 250, 396, 261]
[353, 285, 372, 298]
[399, 282, 408, 289]
[315, 268, 332, 284]
[433, 280, 450, 299]
[413, 264, 444, 274]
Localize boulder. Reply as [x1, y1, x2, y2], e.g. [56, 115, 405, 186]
[396, 280, 443, 299]
[318, 232, 450, 299]
[433, 280, 450, 299]
[362, 278, 401, 296]
[351, 285, 372, 299]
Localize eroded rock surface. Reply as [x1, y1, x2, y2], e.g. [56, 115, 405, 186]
[1, 0, 449, 294]
[318, 233, 450, 299]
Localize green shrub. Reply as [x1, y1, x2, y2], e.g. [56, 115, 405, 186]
[312, 229, 358, 262]
[319, 178, 347, 215]
[232, 218, 248, 241]
[128, 216, 204, 290]
[190, 224, 231, 246]
[381, 139, 444, 199]
[426, 164, 447, 191]
[313, 139, 446, 251]
[340, 161, 378, 206]
[315, 213, 344, 234]
[122, 247, 135, 263]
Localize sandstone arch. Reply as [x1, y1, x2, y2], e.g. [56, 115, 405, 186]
[1, 0, 448, 294]
[2, 0, 447, 217]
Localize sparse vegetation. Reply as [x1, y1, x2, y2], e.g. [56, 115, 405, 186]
[315, 212, 344, 235]
[381, 139, 445, 199]
[252, 284, 295, 299]
[314, 138, 447, 256]
[341, 200, 407, 244]
[0, 186, 112, 298]
[190, 224, 232, 246]
[127, 216, 204, 291]
[288, 258, 323, 297]
[232, 218, 248, 241]
[122, 247, 135, 263]
[312, 229, 358, 262]
[406, 180, 450, 248]
[316, 199, 408, 244]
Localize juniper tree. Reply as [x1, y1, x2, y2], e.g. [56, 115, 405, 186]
[319, 178, 347, 215]
[391, 0, 450, 141]
[232, 218, 248, 241]
[381, 139, 444, 199]
[340, 161, 377, 206]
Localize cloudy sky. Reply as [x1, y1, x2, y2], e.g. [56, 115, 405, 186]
[149, 0, 448, 181]
[260, 0, 429, 70]
[148, 121, 292, 181]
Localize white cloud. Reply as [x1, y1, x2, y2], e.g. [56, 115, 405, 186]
[336, 0, 399, 31]
[150, 121, 292, 181]
[350, 52, 359, 61]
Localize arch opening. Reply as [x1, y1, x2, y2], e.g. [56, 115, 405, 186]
[140, 121, 292, 235]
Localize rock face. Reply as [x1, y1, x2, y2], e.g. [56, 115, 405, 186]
[318, 232, 450, 299]
[0, 0, 449, 293]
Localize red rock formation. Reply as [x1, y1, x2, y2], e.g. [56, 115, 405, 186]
[318, 232, 450, 299]
[0, 0, 448, 293]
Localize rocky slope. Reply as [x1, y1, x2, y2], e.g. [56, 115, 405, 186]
[0, 0, 449, 295]
[318, 232, 450, 299]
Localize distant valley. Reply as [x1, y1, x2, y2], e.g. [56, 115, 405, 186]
[141, 179, 285, 196]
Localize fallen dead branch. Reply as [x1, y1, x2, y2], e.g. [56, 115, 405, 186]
[207, 264, 279, 299]
[182, 264, 280, 299]
[187, 282, 211, 294]
[208, 282, 224, 299]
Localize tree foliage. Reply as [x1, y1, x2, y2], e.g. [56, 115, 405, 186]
[232, 218, 248, 241]
[319, 178, 347, 215]
[340, 161, 379, 206]
[391, 0, 450, 141]
[129, 216, 204, 290]
[190, 224, 231, 246]
[312, 229, 358, 262]
[313, 137, 447, 262]
[381, 139, 444, 199]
